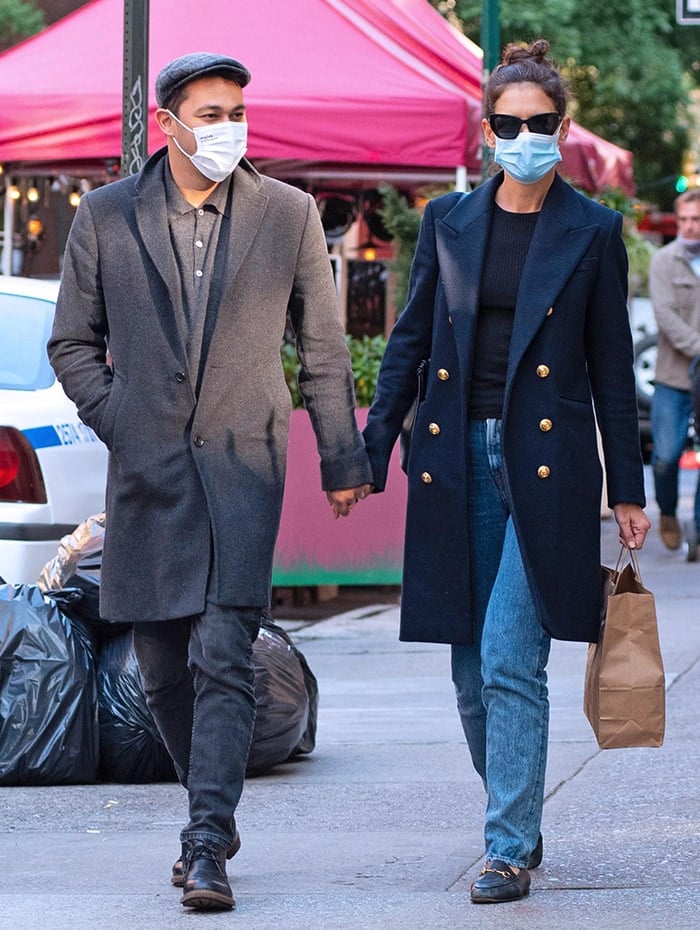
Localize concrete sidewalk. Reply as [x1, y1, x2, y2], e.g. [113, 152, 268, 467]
[1, 482, 699, 929]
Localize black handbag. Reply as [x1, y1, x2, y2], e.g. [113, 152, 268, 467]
[399, 358, 429, 472]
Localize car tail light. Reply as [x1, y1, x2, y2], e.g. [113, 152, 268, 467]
[0, 427, 48, 503]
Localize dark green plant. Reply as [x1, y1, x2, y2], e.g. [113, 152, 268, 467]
[0, 0, 45, 52]
[281, 334, 388, 410]
[376, 184, 422, 314]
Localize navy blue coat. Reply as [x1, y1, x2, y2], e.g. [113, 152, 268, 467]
[363, 174, 645, 646]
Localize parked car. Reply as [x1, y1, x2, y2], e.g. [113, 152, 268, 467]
[0, 276, 108, 584]
[630, 297, 656, 463]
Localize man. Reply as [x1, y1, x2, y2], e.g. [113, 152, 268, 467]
[48, 52, 372, 911]
[649, 188, 700, 550]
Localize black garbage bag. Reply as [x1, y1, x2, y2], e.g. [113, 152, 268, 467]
[247, 615, 317, 775]
[96, 630, 177, 783]
[0, 584, 99, 785]
[96, 614, 318, 781]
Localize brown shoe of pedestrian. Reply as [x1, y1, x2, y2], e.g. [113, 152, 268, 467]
[659, 515, 681, 550]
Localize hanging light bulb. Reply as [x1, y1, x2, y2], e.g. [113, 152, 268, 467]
[68, 189, 81, 208]
[27, 185, 40, 203]
[8, 185, 21, 201]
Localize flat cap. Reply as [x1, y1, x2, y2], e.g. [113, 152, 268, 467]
[155, 52, 251, 107]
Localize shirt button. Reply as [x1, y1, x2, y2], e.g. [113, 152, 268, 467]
[421, 472, 433, 484]
[539, 418, 553, 431]
[194, 436, 205, 447]
[195, 269, 203, 277]
[537, 465, 551, 478]
[536, 365, 550, 378]
[175, 371, 186, 383]
[428, 422, 440, 435]
[198, 209, 204, 216]
[195, 240, 203, 248]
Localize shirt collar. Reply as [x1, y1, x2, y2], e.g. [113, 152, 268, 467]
[164, 160, 233, 219]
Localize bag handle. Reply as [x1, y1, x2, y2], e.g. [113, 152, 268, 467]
[610, 544, 642, 593]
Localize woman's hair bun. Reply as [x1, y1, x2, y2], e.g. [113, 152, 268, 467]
[501, 39, 551, 67]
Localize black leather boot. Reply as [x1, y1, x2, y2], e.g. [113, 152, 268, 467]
[171, 827, 241, 887]
[180, 839, 234, 910]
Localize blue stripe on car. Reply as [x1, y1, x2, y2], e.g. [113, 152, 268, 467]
[23, 424, 99, 449]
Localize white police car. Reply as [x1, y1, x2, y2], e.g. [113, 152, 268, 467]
[0, 276, 108, 584]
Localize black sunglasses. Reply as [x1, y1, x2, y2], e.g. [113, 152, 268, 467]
[488, 112, 561, 140]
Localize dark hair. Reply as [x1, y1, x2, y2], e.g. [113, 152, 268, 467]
[484, 39, 568, 118]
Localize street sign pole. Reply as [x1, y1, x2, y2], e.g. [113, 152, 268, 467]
[122, 0, 150, 178]
[480, 0, 500, 182]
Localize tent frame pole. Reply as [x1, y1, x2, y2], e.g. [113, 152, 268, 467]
[2, 178, 14, 276]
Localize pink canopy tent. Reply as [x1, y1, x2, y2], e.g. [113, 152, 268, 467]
[0, 0, 478, 174]
[0, 0, 633, 193]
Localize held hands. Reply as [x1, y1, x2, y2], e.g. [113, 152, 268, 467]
[326, 484, 373, 519]
[613, 503, 651, 550]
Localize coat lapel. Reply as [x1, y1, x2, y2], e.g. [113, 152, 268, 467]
[133, 151, 189, 361]
[435, 178, 498, 380]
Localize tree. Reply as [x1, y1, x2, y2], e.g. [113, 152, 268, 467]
[430, 0, 695, 209]
[0, 0, 44, 51]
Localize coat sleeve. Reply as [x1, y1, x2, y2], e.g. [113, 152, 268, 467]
[362, 199, 440, 491]
[287, 195, 373, 491]
[649, 246, 700, 359]
[584, 211, 646, 507]
[47, 195, 114, 444]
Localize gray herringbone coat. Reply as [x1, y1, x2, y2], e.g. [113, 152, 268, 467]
[49, 149, 371, 622]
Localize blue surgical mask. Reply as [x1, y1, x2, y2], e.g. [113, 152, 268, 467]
[494, 130, 562, 185]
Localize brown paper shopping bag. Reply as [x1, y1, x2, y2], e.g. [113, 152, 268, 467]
[583, 547, 665, 749]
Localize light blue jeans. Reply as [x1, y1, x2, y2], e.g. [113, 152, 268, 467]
[451, 419, 551, 868]
[651, 382, 700, 531]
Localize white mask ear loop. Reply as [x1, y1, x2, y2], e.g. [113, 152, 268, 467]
[166, 110, 195, 159]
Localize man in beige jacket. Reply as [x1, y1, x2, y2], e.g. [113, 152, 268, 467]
[649, 188, 700, 548]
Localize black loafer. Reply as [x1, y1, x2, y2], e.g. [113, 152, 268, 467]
[171, 829, 241, 887]
[526, 833, 543, 870]
[180, 840, 234, 910]
[471, 860, 531, 904]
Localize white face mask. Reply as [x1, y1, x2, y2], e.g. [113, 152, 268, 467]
[168, 111, 247, 182]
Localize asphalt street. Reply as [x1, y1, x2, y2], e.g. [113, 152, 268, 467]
[1, 466, 699, 929]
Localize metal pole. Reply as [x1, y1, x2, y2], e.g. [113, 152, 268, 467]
[2, 178, 14, 276]
[122, 0, 150, 177]
[480, 0, 500, 183]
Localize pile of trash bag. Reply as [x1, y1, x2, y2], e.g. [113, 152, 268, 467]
[0, 515, 318, 786]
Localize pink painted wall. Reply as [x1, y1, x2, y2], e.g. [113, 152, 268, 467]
[272, 409, 407, 585]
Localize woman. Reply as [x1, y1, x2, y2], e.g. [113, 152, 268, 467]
[363, 39, 650, 904]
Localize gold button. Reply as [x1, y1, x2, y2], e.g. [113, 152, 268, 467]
[537, 465, 551, 479]
[539, 418, 553, 432]
[437, 368, 450, 381]
[536, 365, 550, 378]
[421, 472, 433, 484]
[546, 306, 553, 317]
[428, 422, 440, 436]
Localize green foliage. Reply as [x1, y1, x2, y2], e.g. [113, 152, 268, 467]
[0, 0, 44, 51]
[281, 335, 388, 410]
[376, 184, 422, 314]
[346, 334, 388, 407]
